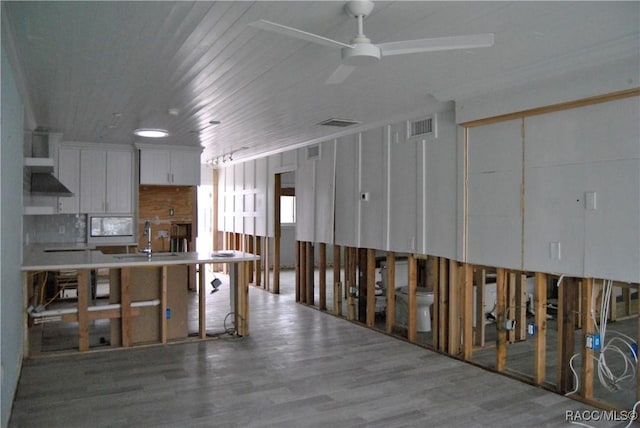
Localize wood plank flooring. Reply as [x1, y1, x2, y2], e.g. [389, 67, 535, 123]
[9, 270, 629, 427]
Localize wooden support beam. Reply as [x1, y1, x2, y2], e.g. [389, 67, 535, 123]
[508, 272, 516, 344]
[515, 274, 527, 341]
[558, 277, 577, 393]
[294, 240, 300, 301]
[430, 257, 439, 349]
[319, 243, 327, 311]
[438, 258, 449, 353]
[306, 242, 314, 306]
[496, 268, 507, 372]
[255, 236, 262, 289]
[299, 241, 306, 303]
[408, 254, 418, 342]
[161, 266, 168, 344]
[247, 235, 254, 284]
[448, 261, 459, 355]
[199, 263, 206, 339]
[385, 252, 396, 334]
[273, 174, 281, 295]
[264, 237, 270, 291]
[78, 269, 91, 351]
[349, 248, 357, 300]
[366, 248, 376, 327]
[581, 278, 595, 399]
[474, 268, 486, 347]
[358, 248, 367, 323]
[463, 263, 473, 360]
[609, 284, 617, 322]
[333, 245, 341, 315]
[334, 282, 342, 316]
[533, 272, 547, 385]
[622, 287, 631, 316]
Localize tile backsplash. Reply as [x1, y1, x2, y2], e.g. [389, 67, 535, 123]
[24, 214, 86, 244]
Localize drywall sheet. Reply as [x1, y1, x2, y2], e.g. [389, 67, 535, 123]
[234, 163, 244, 233]
[314, 140, 335, 244]
[387, 121, 418, 252]
[524, 96, 640, 281]
[254, 157, 268, 237]
[425, 110, 458, 259]
[296, 148, 315, 243]
[334, 134, 358, 247]
[467, 119, 522, 269]
[359, 128, 385, 250]
[523, 163, 585, 276]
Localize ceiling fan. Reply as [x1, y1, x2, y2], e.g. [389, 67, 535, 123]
[249, 0, 495, 84]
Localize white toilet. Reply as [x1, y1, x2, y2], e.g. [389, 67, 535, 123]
[395, 286, 434, 332]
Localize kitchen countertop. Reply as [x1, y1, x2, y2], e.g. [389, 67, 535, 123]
[22, 245, 259, 271]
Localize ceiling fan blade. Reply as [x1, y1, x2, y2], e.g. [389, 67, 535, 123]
[249, 19, 352, 49]
[325, 64, 356, 85]
[379, 33, 494, 57]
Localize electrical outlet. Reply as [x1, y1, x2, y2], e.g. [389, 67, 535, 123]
[585, 191, 597, 210]
[527, 323, 536, 336]
[549, 241, 561, 260]
[360, 192, 370, 201]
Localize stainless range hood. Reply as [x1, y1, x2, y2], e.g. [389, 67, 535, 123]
[27, 131, 74, 197]
[30, 172, 74, 196]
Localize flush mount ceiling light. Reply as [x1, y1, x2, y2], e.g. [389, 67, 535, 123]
[134, 128, 169, 138]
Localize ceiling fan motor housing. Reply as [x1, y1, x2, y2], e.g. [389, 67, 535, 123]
[342, 38, 381, 66]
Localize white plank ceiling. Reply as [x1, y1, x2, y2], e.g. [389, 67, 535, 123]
[3, 1, 638, 164]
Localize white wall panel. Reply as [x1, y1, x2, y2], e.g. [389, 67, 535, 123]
[359, 128, 385, 250]
[523, 164, 585, 276]
[254, 157, 268, 237]
[584, 159, 640, 282]
[467, 119, 522, 269]
[295, 148, 315, 242]
[388, 122, 418, 253]
[334, 134, 358, 247]
[224, 166, 234, 232]
[314, 140, 335, 244]
[425, 110, 458, 259]
[233, 163, 244, 234]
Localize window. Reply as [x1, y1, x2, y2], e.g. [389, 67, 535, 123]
[280, 196, 296, 224]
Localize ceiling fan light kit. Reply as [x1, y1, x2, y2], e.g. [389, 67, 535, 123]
[249, 0, 494, 84]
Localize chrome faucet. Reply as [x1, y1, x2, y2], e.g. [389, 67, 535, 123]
[140, 220, 152, 257]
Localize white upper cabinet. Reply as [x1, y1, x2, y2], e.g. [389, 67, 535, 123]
[57, 147, 80, 213]
[63, 144, 134, 214]
[138, 145, 201, 186]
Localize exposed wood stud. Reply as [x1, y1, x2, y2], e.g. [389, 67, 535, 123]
[349, 248, 357, 301]
[255, 236, 262, 289]
[558, 278, 577, 393]
[431, 257, 439, 348]
[534, 272, 547, 384]
[408, 254, 418, 342]
[78, 269, 91, 351]
[581, 278, 595, 399]
[366, 248, 376, 327]
[516, 273, 527, 341]
[334, 282, 343, 316]
[508, 272, 516, 344]
[496, 268, 507, 372]
[198, 263, 206, 339]
[333, 244, 341, 300]
[385, 252, 396, 334]
[273, 173, 281, 294]
[622, 287, 631, 316]
[306, 242, 314, 306]
[474, 268, 486, 347]
[358, 248, 367, 324]
[438, 258, 449, 353]
[637, 285, 640, 401]
[448, 260, 459, 355]
[319, 243, 327, 311]
[463, 263, 473, 360]
[299, 241, 306, 304]
[264, 236, 270, 292]
[161, 266, 168, 344]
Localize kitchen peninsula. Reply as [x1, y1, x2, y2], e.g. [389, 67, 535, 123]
[21, 246, 259, 357]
